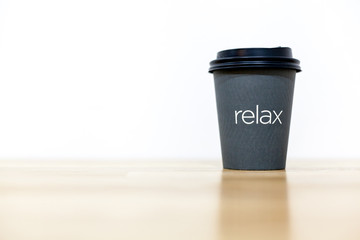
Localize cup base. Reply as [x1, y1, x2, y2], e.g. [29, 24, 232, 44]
[223, 166, 285, 171]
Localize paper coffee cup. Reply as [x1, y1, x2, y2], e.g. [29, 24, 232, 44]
[209, 47, 301, 170]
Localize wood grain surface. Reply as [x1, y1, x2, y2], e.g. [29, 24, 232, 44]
[0, 160, 360, 240]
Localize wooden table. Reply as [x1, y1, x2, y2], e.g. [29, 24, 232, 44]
[0, 160, 360, 240]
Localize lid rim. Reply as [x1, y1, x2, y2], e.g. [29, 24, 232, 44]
[209, 63, 301, 73]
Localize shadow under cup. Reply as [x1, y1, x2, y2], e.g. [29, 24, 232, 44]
[209, 47, 301, 170]
[218, 170, 289, 239]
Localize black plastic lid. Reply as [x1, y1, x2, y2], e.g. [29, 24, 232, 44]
[209, 47, 301, 73]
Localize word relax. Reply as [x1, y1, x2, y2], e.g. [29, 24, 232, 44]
[235, 105, 283, 125]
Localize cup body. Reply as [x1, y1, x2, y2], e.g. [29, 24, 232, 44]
[213, 68, 296, 170]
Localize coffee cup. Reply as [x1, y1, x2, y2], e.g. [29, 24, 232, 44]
[209, 47, 301, 170]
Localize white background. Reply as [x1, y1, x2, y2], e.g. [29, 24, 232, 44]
[0, 0, 359, 160]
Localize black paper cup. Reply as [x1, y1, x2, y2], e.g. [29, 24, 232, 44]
[209, 47, 301, 170]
